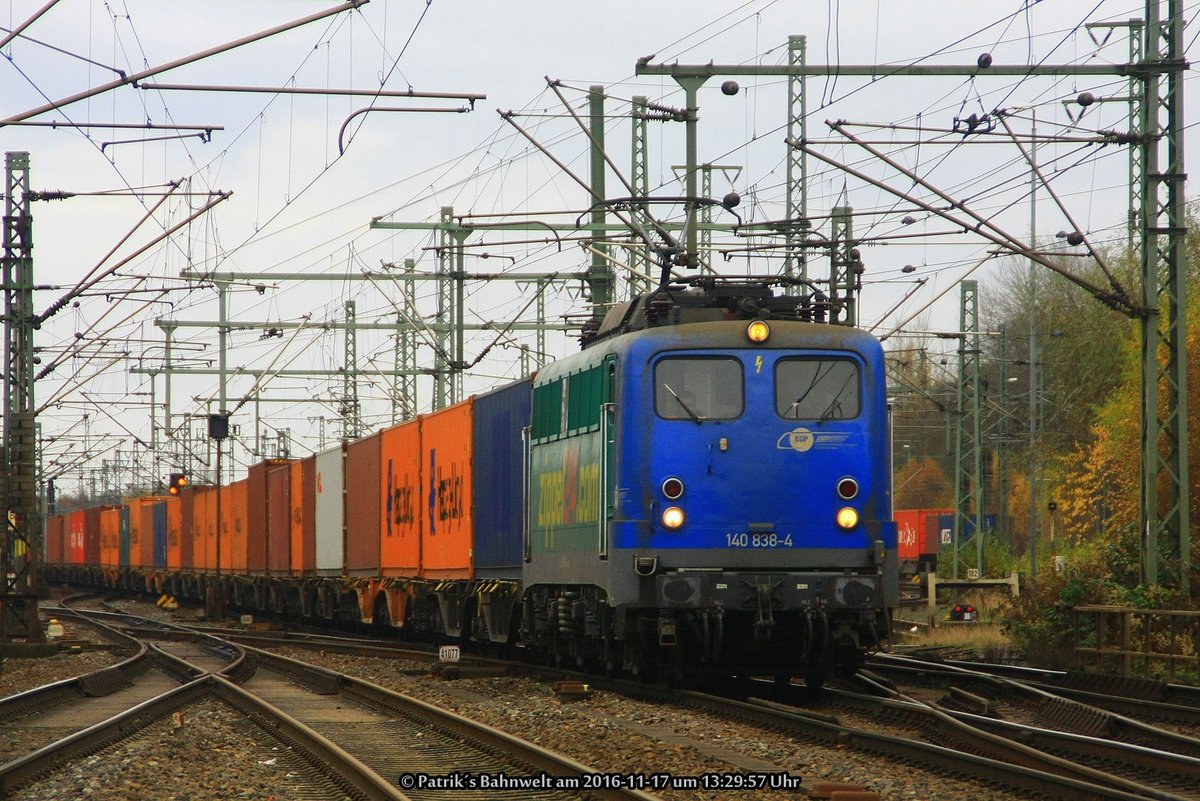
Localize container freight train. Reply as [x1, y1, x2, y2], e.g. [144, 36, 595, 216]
[44, 281, 897, 685]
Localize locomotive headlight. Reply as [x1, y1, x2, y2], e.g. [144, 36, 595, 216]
[836, 507, 859, 530]
[836, 477, 859, 500]
[746, 320, 771, 343]
[661, 506, 686, 530]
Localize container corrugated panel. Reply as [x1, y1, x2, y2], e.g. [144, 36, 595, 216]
[100, 507, 120, 568]
[45, 514, 63, 564]
[206, 487, 220, 571]
[345, 433, 381, 576]
[472, 378, 530, 578]
[192, 486, 216, 572]
[289, 459, 317, 575]
[894, 509, 923, 563]
[315, 445, 344, 575]
[246, 463, 268, 572]
[68, 509, 86, 564]
[380, 419, 422, 575]
[421, 399, 473, 579]
[220, 479, 249, 572]
[166, 496, 183, 569]
[301, 457, 316, 574]
[233, 479, 250, 572]
[126, 503, 141, 565]
[266, 462, 292, 574]
[152, 500, 167, 568]
[83, 507, 101, 565]
[179, 486, 196, 570]
[139, 500, 156, 569]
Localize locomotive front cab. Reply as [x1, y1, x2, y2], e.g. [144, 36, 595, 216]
[612, 319, 897, 682]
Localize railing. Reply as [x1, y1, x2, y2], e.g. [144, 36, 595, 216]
[1072, 605, 1200, 682]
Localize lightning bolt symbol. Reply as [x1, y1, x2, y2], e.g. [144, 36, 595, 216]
[755, 355, 763, 374]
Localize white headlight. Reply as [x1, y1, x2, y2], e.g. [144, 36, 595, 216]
[662, 506, 685, 530]
[836, 507, 859, 530]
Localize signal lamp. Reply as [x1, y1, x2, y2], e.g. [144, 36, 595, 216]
[661, 506, 685, 530]
[835, 507, 859, 530]
[168, 473, 188, 496]
[661, 477, 684, 500]
[836, 477, 859, 500]
[746, 320, 770, 343]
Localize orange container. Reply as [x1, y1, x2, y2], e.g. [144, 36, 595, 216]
[100, 507, 120, 568]
[127, 498, 146, 570]
[189, 485, 216, 572]
[289, 458, 316, 575]
[204, 486, 218, 570]
[221, 479, 249, 572]
[420, 399, 473, 579]
[165, 495, 183, 570]
[247, 462, 268, 572]
[380, 419, 422, 575]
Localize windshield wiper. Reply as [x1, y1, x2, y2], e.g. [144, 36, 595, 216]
[663, 383, 703, 424]
[817, 371, 857, 423]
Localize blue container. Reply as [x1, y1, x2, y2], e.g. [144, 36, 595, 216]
[471, 377, 531, 578]
[153, 500, 168, 568]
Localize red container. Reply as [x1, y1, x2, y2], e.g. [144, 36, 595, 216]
[166, 496, 184, 570]
[380, 419, 422, 576]
[138, 499, 159, 569]
[179, 486, 197, 570]
[290, 458, 316, 575]
[421, 400, 473, 579]
[67, 509, 86, 564]
[45, 514, 64, 564]
[99, 507, 120, 568]
[266, 462, 292, 575]
[246, 463, 268, 572]
[894, 508, 952, 562]
[344, 433, 381, 576]
[923, 513, 947, 557]
[83, 507, 101, 565]
[895, 509, 923, 563]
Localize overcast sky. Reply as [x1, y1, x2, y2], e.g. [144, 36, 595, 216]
[2, 0, 1189, 492]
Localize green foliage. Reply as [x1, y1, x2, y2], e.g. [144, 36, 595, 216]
[1002, 527, 1192, 671]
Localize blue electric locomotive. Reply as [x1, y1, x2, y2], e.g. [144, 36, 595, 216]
[522, 281, 896, 684]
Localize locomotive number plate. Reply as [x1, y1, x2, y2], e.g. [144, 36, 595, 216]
[726, 532, 794, 548]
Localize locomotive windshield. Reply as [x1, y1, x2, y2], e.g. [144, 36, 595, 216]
[655, 357, 743, 421]
[776, 358, 860, 420]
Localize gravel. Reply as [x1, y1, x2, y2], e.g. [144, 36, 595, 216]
[1, 600, 1049, 800]
[6, 699, 349, 801]
[276, 648, 1039, 801]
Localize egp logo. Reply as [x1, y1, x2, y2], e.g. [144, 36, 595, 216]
[777, 427, 815, 452]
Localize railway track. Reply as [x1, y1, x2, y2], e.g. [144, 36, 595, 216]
[1, 606, 658, 801]
[869, 653, 1200, 730]
[18, 596, 1198, 800]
